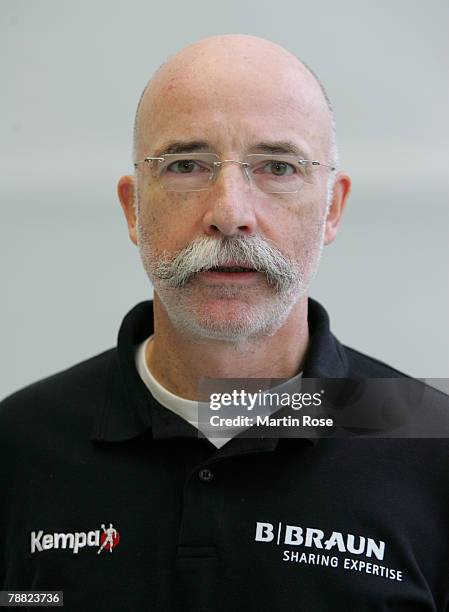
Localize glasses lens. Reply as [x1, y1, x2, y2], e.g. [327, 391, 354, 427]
[246, 155, 310, 194]
[157, 154, 218, 192]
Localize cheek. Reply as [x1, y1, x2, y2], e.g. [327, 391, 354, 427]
[137, 191, 204, 253]
[257, 196, 324, 251]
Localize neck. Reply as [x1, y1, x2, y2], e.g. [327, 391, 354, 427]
[146, 293, 310, 400]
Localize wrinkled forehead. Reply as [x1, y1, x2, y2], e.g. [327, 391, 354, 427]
[136, 41, 332, 158]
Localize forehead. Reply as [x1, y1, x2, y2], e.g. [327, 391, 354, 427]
[137, 45, 330, 158]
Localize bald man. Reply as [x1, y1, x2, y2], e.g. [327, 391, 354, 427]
[1, 35, 449, 612]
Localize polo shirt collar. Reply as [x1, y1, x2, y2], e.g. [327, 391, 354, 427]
[91, 297, 348, 443]
[303, 297, 348, 378]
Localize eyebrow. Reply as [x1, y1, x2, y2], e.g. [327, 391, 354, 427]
[154, 141, 211, 156]
[249, 141, 308, 158]
[153, 139, 309, 158]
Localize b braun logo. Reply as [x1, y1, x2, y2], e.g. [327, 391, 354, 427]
[30, 523, 120, 555]
[255, 522, 385, 561]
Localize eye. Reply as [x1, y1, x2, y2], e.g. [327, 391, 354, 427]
[166, 159, 210, 174]
[256, 160, 297, 177]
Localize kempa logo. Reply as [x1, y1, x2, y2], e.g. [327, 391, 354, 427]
[30, 523, 120, 555]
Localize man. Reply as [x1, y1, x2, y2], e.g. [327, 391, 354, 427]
[1, 35, 448, 611]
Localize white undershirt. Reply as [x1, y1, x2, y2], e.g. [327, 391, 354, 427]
[135, 336, 302, 449]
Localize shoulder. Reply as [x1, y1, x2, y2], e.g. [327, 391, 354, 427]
[340, 343, 449, 441]
[341, 343, 409, 378]
[0, 348, 115, 432]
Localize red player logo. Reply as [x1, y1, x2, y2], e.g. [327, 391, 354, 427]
[97, 523, 120, 554]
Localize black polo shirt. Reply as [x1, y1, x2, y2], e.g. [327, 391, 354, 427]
[1, 298, 448, 611]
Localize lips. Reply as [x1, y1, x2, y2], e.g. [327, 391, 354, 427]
[202, 260, 258, 273]
[208, 266, 256, 273]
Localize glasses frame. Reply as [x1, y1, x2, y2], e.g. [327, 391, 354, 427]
[133, 153, 336, 194]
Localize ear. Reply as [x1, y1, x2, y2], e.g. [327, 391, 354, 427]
[117, 175, 138, 246]
[324, 172, 351, 245]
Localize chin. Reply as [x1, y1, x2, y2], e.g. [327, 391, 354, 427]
[160, 288, 299, 342]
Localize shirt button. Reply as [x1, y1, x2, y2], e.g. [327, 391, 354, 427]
[198, 468, 214, 482]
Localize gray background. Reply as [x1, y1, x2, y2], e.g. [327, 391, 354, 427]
[1, 0, 448, 400]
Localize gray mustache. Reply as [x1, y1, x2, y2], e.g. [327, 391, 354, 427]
[153, 235, 297, 293]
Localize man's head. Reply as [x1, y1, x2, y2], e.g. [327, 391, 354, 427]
[118, 35, 351, 341]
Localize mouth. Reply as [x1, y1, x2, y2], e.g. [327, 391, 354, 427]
[197, 262, 260, 283]
[207, 265, 257, 273]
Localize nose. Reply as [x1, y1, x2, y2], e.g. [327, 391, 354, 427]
[201, 162, 258, 237]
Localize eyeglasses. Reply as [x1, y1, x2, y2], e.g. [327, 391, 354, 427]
[133, 153, 336, 194]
